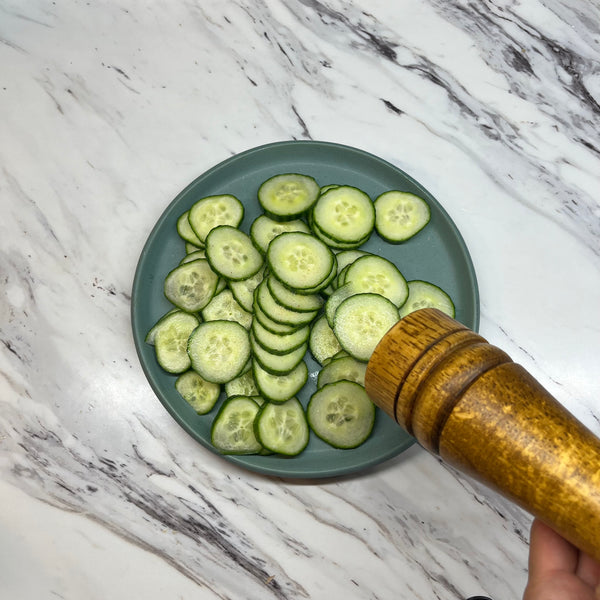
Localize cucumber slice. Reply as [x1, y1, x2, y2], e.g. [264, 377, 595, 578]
[205, 225, 264, 281]
[344, 254, 408, 308]
[250, 334, 308, 375]
[152, 311, 200, 373]
[333, 293, 399, 361]
[325, 282, 357, 328]
[211, 396, 262, 454]
[321, 283, 335, 297]
[229, 266, 265, 312]
[258, 173, 320, 220]
[374, 190, 431, 243]
[180, 250, 206, 264]
[334, 264, 351, 289]
[312, 186, 375, 244]
[311, 220, 371, 250]
[145, 308, 182, 345]
[292, 256, 338, 295]
[250, 214, 311, 253]
[334, 249, 369, 273]
[266, 275, 323, 313]
[175, 370, 220, 414]
[309, 314, 342, 365]
[202, 289, 253, 329]
[185, 242, 203, 254]
[177, 211, 203, 246]
[188, 194, 244, 243]
[252, 300, 302, 335]
[187, 320, 251, 384]
[317, 355, 367, 389]
[307, 381, 375, 449]
[251, 318, 310, 355]
[225, 369, 259, 398]
[163, 259, 219, 312]
[254, 397, 309, 455]
[215, 278, 227, 294]
[255, 280, 318, 327]
[267, 232, 335, 292]
[253, 360, 308, 403]
[398, 280, 455, 318]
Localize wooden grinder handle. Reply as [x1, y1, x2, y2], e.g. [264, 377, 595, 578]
[365, 308, 600, 561]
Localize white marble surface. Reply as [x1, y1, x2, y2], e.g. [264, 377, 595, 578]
[1, 1, 600, 598]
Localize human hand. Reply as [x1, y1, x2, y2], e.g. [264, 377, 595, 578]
[523, 518, 600, 600]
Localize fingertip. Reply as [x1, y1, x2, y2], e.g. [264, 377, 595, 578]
[528, 518, 578, 577]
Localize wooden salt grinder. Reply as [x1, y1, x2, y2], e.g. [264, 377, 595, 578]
[365, 308, 600, 561]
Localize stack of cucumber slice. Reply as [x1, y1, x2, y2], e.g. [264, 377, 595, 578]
[146, 173, 455, 457]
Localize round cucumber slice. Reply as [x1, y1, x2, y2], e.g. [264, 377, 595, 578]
[211, 396, 263, 455]
[254, 397, 309, 455]
[258, 173, 320, 220]
[229, 266, 265, 312]
[307, 381, 375, 449]
[188, 320, 251, 384]
[250, 333, 308, 375]
[267, 275, 323, 313]
[145, 308, 182, 345]
[374, 190, 431, 243]
[253, 359, 308, 403]
[175, 370, 220, 414]
[333, 293, 399, 361]
[398, 280, 455, 318]
[267, 232, 335, 292]
[344, 254, 408, 308]
[163, 259, 219, 312]
[201, 289, 253, 329]
[309, 314, 342, 365]
[153, 312, 200, 373]
[312, 185, 375, 244]
[205, 225, 264, 281]
[250, 214, 311, 253]
[251, 318, 310, 356]
[316, 355, 367, 389]
[225, 370, 260, 398]
[177, 210, 203, 246]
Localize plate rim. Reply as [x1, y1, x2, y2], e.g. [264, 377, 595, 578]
[131, 139, 480, 479]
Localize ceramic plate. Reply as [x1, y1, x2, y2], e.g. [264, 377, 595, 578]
[131, 141, 479, 479]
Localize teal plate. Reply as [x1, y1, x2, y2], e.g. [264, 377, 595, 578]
[131, 141, 479, 479]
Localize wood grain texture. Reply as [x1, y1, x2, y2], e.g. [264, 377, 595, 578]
[366, 308, 600, 561]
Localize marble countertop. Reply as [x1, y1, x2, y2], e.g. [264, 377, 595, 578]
[2, 1, 599, 598]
